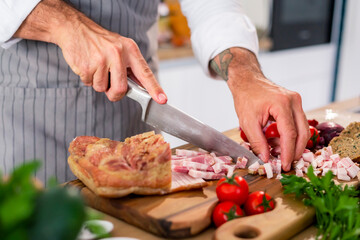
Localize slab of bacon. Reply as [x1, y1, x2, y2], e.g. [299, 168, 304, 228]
[171, 148, 248, 180]
[247, 146, 360, 181]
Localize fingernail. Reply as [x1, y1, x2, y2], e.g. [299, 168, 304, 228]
[158, 93, 167, 103]
[258, 154, 265, 161]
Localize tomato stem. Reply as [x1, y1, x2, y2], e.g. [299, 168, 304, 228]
[219, 173, 240, 186]
[257, 192, 274, 212]
[223, 205, 241, 221]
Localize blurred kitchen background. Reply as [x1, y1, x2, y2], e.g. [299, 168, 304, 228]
[156, 0, 359, 147]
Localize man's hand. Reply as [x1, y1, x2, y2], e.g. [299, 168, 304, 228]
[14, 0, 167, 104]
[210, 48, 310, 171]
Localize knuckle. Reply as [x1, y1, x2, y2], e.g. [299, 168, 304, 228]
[116, 84, 128, 95]
[275, 94, 292, 109]
[292, 92, 302, 103]
[79, 74, 91, 84]
[93, 85, 107, 93]
[111, 44, 123, 56]
[126, 38, 139, 52]
[142, 65, 154, 78]
[108, 92, 125, 102]
[97, 55, 107, 66]
[108, 83, 127, 100]
[81, 62, 90, 73]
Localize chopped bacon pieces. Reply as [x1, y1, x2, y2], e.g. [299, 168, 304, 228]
[263, 163, 273, 179]
[243, 146, 359, 182]
[172, 143, 360, 183]
[171, 149, 239, 180]
[235, 157, 248, 169]
[292, 149, 360, 182]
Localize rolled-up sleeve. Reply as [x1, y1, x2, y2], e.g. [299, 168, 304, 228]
[0, 0, 41, 48]
[180, 0, 259, 76]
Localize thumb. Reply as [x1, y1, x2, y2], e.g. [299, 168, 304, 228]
[243, 123, 270, 163]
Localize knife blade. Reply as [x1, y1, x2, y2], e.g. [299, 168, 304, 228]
[126, 78, 263, 166]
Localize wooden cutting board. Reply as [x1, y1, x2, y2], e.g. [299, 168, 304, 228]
[65, 128, 360, 239]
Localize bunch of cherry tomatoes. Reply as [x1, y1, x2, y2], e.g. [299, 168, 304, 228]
[212, 174, 275, 227]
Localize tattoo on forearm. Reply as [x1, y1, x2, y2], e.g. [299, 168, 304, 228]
[210, 49, 234, 81]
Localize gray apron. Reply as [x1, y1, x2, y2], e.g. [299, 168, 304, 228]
[0, 0, 159, 183]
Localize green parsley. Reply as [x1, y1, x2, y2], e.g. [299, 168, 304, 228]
[280, 165, 360, 240]
[0, 161, 87, 240]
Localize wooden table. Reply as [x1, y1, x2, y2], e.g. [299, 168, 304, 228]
[98, 97, 360, 239]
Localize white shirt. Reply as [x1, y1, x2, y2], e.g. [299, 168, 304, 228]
[0, 0, 258, 76]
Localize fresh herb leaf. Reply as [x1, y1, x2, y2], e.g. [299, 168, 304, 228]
[0, 161, 88, 240]
[280, 165, 360, 240]
[85, 221, 111, 238]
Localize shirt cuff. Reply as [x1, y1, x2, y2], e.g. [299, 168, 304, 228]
[190, 12, 259, 77]
[0, 0, 41, 48]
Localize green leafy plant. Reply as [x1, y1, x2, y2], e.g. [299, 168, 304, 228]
[0, 160, 87, 240]
[84, 221, 111, 239]
[280, 165, 360, 240]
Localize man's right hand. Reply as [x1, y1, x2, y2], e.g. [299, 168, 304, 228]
[14, 0, 167, 104]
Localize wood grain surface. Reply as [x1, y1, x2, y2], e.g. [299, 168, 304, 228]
[66, 128, 360, 239]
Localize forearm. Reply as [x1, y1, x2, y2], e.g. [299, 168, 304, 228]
[13, 0, 82, 45]
[210, 47, 266, 93]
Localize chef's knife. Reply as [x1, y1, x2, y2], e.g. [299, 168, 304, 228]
[126, 78, 263, 166]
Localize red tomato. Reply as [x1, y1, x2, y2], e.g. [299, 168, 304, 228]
[240, 129, 249, 142]
[307, 119, 319, 128]
[265, 122, 280, 139]
[244, 191, 275, 216]
[212, 201, 244, 227]
[216, 175, 249, 206]
[306, 126, 320, 149]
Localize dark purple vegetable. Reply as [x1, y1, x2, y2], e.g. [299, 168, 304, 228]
[316, 122, 344, 146]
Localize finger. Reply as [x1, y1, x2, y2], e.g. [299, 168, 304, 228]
[70, 63, 93, 86]
[291, 93, 310, 160]
[106, 55, 127, 102]
[125, 39, 167, 104]
[78, 70, 93, 86]
[92, 64, 109, 92]
[271, 105, 297, 172]
[242, 117, 270, 163]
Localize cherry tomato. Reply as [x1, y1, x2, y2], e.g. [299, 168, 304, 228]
[307, 119, 319, 128]
[244, 191, 275, 216]
[212, 201, 244, 227]
[265, 122, 280, 139]
[216, 174, 249, 206]
[306, 126, 320, 149]
[240, 129, 249, 142]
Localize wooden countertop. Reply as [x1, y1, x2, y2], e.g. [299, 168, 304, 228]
[158, 36, 273, 61]
[99, 97, 360, 239]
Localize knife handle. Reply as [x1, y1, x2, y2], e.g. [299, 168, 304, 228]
[126, 78, 152, 121]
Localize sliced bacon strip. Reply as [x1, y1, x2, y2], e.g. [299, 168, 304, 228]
[175, 149, 206, 157]
[172, 155, 215, 165]
[215, 156, 233, 164]
[188, 169, 225, 180]
[170, 171, 208, 193]
[171, 165, 189, 173]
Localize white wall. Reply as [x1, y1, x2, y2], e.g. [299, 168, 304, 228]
[239, 0, 271, 31]
[336, 0, 360, 101]
[158, 44, 336, 147]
